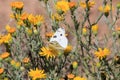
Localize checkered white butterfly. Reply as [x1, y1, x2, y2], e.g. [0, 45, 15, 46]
[50, 28, 68, 49]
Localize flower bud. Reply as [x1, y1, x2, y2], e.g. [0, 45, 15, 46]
[117, 3, 120, 9]
[72, 61, 78, 69]
[82, 27, 87, 36]
[92, 24, 98, 35]
[34, 29, 38, 35]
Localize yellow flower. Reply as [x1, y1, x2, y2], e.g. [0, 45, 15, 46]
[51, 13, 64, 21]
[26, 28, 32, 35]
[64, 45, 72, 53]
[96, 62, 101, 68]
[92, 24, 98, 34]
[10, 13, 21, 19]
[22, 57, 30, 63]
[0, 52, 10, 59]
[10, 13, 15, 18]
[39, 47, 58, 59]
[80, 1, 95, 9]
[10, 60, 16, 65]
[73, 76, 86, 80]
[15, 62, 21, 68]
[28, 68, 46, 80]
[67, 73, 75, 79]
[17, 20, 24, 26]
[20, 12, 28, 20]
[0, 68, 4, 74]
[6, 25, 16, 33]
[10, 60, 21, 68]
[28, 14, 44, 26]
[56, 1, 69, 12]
[10, 1, 24, 9]
[95, 48, 110, 59]
[1, 34, 12, 43]
[80, 2, 86, 8]
[98, 5, 111, 13]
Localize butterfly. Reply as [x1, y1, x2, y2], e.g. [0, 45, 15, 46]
[49, 28, 68, 49]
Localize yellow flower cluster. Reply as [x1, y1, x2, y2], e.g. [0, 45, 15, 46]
[10, 60, 21, 68]
[51, 13, 64, 21]
[95, 48, 110, 59]
[98, 5, 111, 13]
[6, 25, 16, 34]
[0, 33, 12, 45]
[56, 0, 69, 12]
[80, 1, 95, 9]
[28, 14, 44, 26]
[10, 1, 24, 9]
[11, 12, 44, 26]
[22, 57, 30, 63]
[28, 68, 46, 80]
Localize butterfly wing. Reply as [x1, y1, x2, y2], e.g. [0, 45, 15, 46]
[50, 28, 68, 48]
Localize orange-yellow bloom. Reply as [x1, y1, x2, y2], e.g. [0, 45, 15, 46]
[20, 12, 28, 20]
[80, 1, 95, 9]
[39, 47, 58, 59]
[95, 48, 110, 59]
[56, 1, 69, 12]
[11, 1, 24, 9]
[51, 13, 64, 21]
[22, 57, 30, 63]
[67, 73, 75, 79]
[28, 14, 44, 26]
[69, 2, 76, 8]
[0, 52, 10, 59]
[10, 60, 21, 68]
[0, 34, 12, 44]
[28, 68, 46, 80]
[98, 5, 111, 13]
[6, 25, 16, 33]
[0, 68, 4, 74]
[64, 45, 72, 53]
[45, 32, 54, 37]
[73, 76, 86, 80]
